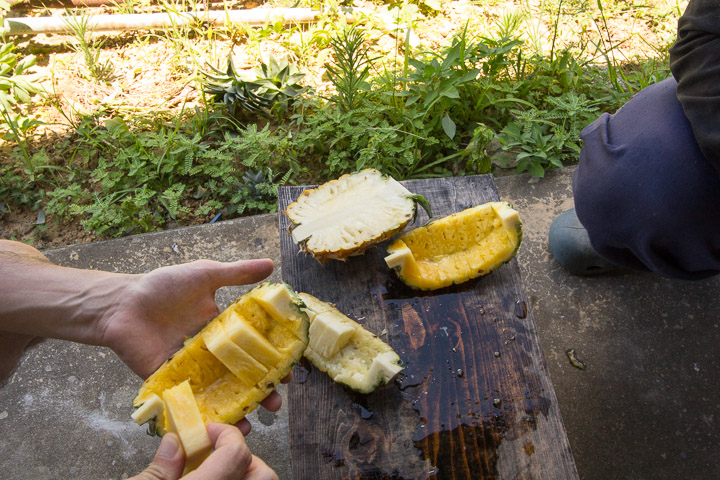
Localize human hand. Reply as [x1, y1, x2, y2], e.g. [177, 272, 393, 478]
[128, 423, 278, 480]
[98, 258, 290, 432]
[98, 259, 274, 379]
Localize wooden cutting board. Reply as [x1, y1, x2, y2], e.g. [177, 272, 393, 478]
[278, 174, 578, 480]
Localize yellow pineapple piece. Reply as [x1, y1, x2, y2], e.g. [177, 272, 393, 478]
[223, 311, 283, 368]
[201, 321, 268, 386]
[252, 283, 304, 332]
[384, 201, 522, 290]
[162, 380, 212, 474]
[132, 283, 309, 436]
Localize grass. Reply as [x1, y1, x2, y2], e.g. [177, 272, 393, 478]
[0, 0, 682, 243]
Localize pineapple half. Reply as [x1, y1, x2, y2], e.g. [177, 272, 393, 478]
[285, 169, 431, 263]
[298, 293, 403, 394]
[384, 201, 522, 290]
[131, 282, 309, 437]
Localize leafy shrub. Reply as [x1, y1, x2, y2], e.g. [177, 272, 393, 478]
[203, 54, 306, 122]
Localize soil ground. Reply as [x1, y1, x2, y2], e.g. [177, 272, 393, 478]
[0, 0, 683, 248]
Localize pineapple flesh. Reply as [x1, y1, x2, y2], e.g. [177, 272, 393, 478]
[384, 201, 522, 290]
[162, 380, 212, 474]
[285, 169, 431, 263]
[298, 293, 403, 394]
[132, 283, 309, 436]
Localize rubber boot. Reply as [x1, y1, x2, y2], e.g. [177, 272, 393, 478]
[548, 209, 618, 275]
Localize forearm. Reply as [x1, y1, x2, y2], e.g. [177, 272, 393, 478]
[0, 241, 133, 346]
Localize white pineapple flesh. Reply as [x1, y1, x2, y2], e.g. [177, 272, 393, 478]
[308, 311, 357, 359]
[285, 169, 430, 262]
[299, 293, 403, 393]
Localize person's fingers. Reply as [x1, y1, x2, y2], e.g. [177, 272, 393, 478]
[280, 372, 292, 384]
[241, 455, 280, 480]
[201, 259, 274, 290]
[185, 424, 253, 480]
[260, 390, 282, 412]
[236, 417, 252, 436]
[128, 432, 185, 480]
[0, 239, 50, 261]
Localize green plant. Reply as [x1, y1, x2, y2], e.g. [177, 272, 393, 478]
[0, 42, 46, 169]
[497, 91, 598, 176]
[325, 24, 376, 112]
[64, 13, 114, 82]
[229, 168, 291, 216]
[203, 54, 306, 121]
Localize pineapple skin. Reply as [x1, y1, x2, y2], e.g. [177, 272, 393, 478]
[285, 169, 424, 263]
[132, 283, 309, 436]
[297, 222, 411, 263]
[385, 202, 522, 290]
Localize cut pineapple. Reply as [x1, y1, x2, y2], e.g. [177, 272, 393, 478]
[308, 311, 356, 359]
[130, 393, 164, 434]
[162, 380, 212, 474]
[132, 283, 308, 436]
[201, 321, 268, 386]
[285, 169, 431, 263]
[223, 311, 283, 368]
[385, 201, 522, 290]
[299, 293, 403, 394]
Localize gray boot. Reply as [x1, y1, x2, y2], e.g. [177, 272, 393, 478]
[548, 209, 618, 275]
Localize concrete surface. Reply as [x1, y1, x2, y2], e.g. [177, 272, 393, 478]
[1, 167, 718, 479]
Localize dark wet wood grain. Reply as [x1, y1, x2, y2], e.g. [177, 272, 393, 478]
[279, 175, 578, 480]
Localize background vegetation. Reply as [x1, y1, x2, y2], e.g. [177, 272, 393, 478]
[0, 0, 681, 244]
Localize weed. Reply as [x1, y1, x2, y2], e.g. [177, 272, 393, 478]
[0, 0, 681, 241]
[0, 42, 46, 169]
[325, 24, 375, 112]
[64, 13, 114, 83]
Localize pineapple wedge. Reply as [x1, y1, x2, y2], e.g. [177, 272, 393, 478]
[162, 380, 212, 474]
[201, 321, 268, 386]
[285, 169, 431, 263]
[299, 293, 403, 394]
[132, 283, 308, 436]
[385, 201, 522, 290]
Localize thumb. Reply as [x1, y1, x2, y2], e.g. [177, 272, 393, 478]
[131, 433, 186, 480]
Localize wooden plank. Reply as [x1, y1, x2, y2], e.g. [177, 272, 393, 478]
[279, 174, 578, 480]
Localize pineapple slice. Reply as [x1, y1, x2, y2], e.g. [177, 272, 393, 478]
[285, 169, 431, 263]
[385, 201, 522, 290]
[132, 282, 309, 436]
[163, 380, 212, 474]
[201, 321, 268, 386]
[299, 293, 403, 394]
[223, 311, 283, 368]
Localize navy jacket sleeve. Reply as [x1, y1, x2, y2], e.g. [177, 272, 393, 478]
[669, 0, 720, 173]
